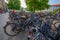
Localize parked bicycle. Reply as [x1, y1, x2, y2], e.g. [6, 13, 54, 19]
[34, 15, 60, 40]
[3, 13, 42, 36]
[3, 15, 28, 36]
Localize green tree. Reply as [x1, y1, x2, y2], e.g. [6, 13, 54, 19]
[7, 0, 20, 10]
[25, 0, 50, 12]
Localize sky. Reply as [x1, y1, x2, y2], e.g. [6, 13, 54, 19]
[20, 0, 27, 8]
[49, 0, 60, 5]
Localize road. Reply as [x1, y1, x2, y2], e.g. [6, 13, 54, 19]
[0, 13, 28, 40]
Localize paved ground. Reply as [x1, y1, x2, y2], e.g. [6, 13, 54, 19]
[0, 13, 28, 40]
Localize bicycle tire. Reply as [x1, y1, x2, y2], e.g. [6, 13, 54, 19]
[3, 23, 21, 36]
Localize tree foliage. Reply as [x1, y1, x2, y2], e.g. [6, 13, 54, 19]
[25, 0, 50, 12]
[7, 0, 20, 10]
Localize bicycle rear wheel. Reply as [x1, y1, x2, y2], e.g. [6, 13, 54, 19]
[3, 23, 21, 36]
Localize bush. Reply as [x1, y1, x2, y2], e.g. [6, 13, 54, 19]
[58, 8, 60, 13]
[52, 9, 56, 15]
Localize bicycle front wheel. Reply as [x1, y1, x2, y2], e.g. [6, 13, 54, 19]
[3, 23, 21, 36]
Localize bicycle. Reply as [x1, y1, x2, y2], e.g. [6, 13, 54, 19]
[3, 15, 28, 36]
[3, 13, 42, 36]
[35, 15, 57, 40]
[53, 21, 60, 40]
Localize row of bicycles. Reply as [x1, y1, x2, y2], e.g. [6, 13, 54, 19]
[3, 12, 60, 40]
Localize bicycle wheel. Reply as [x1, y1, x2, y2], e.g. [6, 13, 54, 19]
[48, 21, 60, 40]
[3, 23, 21, 36]
[54, 21, 60, 40]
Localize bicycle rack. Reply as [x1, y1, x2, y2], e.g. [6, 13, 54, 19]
[33, 33, 44, 40]
[33, 33, 40, 40]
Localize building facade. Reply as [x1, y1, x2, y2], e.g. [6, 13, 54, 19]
[50, 4, 60, 11]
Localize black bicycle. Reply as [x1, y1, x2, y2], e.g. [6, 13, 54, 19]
[3, 15, 28, 36]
